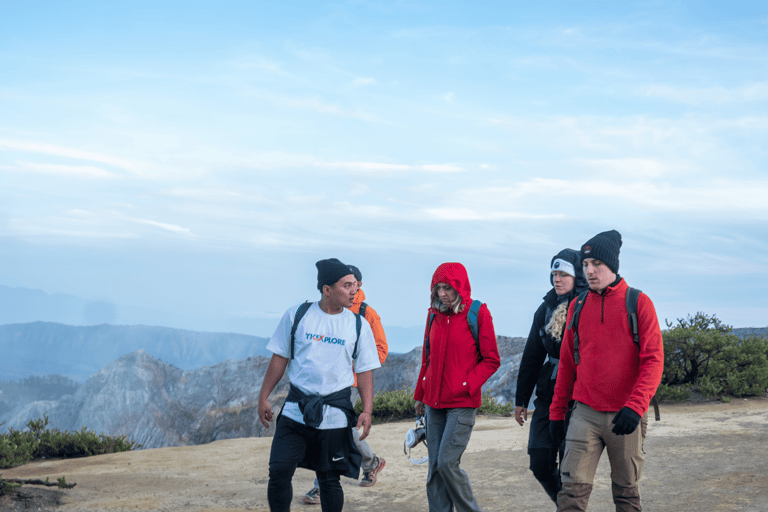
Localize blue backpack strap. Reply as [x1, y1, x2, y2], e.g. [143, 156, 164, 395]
[467, 300, 483, 361]
[568, 291, 589, 365]
[289, 301, 312, 360]
[626, 287, 642, 349]
[353, 312, 362, 359]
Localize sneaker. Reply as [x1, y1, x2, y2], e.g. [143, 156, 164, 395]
[303, 487, 320, 505]
[359, 457, 386, 487]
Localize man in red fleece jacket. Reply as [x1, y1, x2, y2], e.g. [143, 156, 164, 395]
[549, 230, 664, 512]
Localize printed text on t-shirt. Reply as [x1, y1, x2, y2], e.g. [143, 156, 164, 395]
[305, 332, 347, 346]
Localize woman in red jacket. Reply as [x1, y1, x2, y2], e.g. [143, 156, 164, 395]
[414, 262, 501, 512]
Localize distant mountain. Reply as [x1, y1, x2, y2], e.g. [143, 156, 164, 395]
[733, 327, 768, 339]
[2, 350, 284, 447]
[0, 321, 270, 380]
[1, 336, 529, 448]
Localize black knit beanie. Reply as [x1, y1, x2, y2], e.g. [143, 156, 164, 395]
[348, 265, 362, 282]
[316, 258, 353, 291]
[581, 230, 622, 273]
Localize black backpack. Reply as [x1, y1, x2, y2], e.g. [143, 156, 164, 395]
[568, 287, 660, 420]
[425, 300, 483, 364]
[289, 301, 362, 360]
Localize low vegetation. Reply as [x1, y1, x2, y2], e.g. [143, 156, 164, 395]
[355, 388, 513, 423]
[658, 312, 768, 401]
[0, 415, 142, 470]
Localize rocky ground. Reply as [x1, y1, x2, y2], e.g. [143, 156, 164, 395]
[2, 396, 767, 511]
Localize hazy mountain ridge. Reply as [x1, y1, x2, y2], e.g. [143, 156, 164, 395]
[1, 336, 528, 448]
[733, 327, 768, 339]
[0, 321, 271, 380]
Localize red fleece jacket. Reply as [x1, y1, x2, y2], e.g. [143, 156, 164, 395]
[550, 278, 664, 420]
[414, 262, 501, 409]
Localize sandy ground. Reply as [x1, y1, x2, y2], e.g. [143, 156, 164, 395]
[3, 397, 768, 511]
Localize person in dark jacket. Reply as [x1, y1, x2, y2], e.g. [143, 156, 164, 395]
[414, 262, 501, 512]
[514, 249, 587, 503]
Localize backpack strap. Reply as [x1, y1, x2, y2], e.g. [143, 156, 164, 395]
[290, 301, 312, 360]
[626, 287, 642, 349]
[352, 312, 362, 359]
[359, 301, 368, 320]
[625, 287, 660, 420]
[569, 291, 589, 365]
[467, 300, 483, 362]
[290, 301, 362, 360]
[425, 300, 484, 365]
[569, 287, 661, 420]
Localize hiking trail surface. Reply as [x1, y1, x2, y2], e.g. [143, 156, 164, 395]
[3, 397, 767, 511]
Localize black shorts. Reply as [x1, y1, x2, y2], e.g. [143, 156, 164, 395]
[270, 416, 352, 475]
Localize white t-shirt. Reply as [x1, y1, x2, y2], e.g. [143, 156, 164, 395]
[267, 301, 381, 429]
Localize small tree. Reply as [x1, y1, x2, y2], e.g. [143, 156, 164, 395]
[661, 313, 768, 398]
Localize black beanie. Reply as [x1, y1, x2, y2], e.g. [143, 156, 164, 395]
[581, 230, 622, 273]
[316, 258, 353, 291]
[348, 265, 362, 282]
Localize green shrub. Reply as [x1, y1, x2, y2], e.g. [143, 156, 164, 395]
[355, 388, 415, 423]
[477, 392, 514, 416]
[354, 388, 513, 423]
[655, 383, 691, 402]
[1, 415, 142, 469]
[661, 313, 768, 399]
[0, 475, 22, 496]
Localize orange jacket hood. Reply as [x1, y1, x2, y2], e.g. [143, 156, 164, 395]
[352, 288, 366, 307]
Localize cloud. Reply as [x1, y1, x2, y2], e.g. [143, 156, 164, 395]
[12, 160, 119, 179]
[133, 218, 191, 234]
[315, 162, 465, 173]
[226, 55, 293, 77]
[574, 157, 691, 178]
[0, 139, 151, 176]
[465, 177, 768, 216]
[637, 82, 768, 105]
[423, 207, 564, 221]
[165, 188, 245, 200]
[353, 77, 376, 86]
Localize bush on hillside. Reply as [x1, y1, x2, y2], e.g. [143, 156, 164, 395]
[478, 392, 514, 416]
[661, 313, 768, 399]
[0, 415, 142, 469]
[0, 475, 22, 496]
[354, 388, 513, 423]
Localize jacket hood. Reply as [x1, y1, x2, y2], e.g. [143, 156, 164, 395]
[431, 262, 472, 305]
[549, 248, 588, 292]
[353, 288, 366, 306]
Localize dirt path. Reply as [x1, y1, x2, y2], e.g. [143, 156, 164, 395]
[3, 397, 767, 511]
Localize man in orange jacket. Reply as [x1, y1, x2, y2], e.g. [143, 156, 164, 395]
[303, 264, 389, 504]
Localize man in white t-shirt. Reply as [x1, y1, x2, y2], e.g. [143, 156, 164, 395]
[258, 258, 381, 512]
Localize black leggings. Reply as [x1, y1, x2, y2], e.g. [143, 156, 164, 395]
[527, 399, 563, 503]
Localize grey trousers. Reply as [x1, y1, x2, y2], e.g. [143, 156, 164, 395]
[425, 406, 482, 512]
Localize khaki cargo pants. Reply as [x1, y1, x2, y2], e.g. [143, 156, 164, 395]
[557, 401, 648, 512]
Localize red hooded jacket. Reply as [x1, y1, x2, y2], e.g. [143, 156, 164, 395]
[413, 263, 501, 409]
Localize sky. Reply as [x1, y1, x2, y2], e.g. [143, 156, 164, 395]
[1, 0, 767, 353]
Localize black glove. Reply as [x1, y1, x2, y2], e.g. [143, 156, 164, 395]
[549, 419, 566, 447]
[611, 407, 641, 435]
